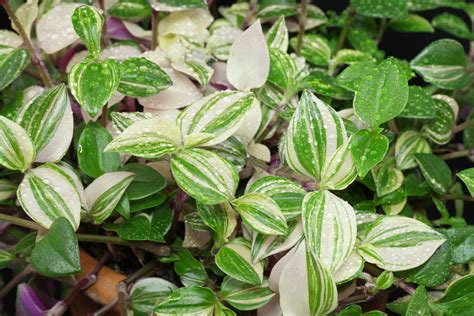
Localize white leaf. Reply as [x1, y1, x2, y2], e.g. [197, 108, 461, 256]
[235, 98, 262, 144]
[0, 30, 22, 48]
[333, 251, 364, 284]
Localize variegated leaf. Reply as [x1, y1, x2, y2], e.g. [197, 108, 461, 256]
[0, 179, 16, 201]
[171, 59, 214, 86]
[49, 162, 88, 212]
[422, 94, 458, 145]
[207, 136, 247, 171]
[266, 16, 288, 52]
[215, 238, 264, 285]
[178, 90, 255, 147]
[357, 216, 446, 271]
[196, 201, 236, 246]
[0, 48, 29, 90]
[395, 130, 431, 170]
[207, 25, 242, 61]
[15, 84, 73, 163]
[333, 250, 364, 284]
[234, 98, 262, 144]
[71, 5, 104, 56]
[321, 137, 357, 190]
[302, 190, 357, 273]
[220, 277, 275, 311]
[105, 118, 181, 158]
[251, 219, 303, 263]
[290, 34, 331, 67]
[457, 168, 474, 197]
[110, 111, 154, 133]
[268, 48, 297, 90]
[246, 175, 306, 220]
[0, 116, 35, 172]
[282, 90, 347, 182]
[414, 153, 452, 195]
[278, 241, 338, 316]
[68, 58, 121, 117]
[17, 164, 81, 230]
[372, 160, 404, 197]
[85, 171, 135, 224]
[232, 192, 288, 236]
[170, 148, 238, 205]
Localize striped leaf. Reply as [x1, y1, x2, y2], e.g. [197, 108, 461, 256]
[290, 34, 331, 67]
[414, 153, 452, 195]
[278, 241, 338, 316]
[148, 0, 207, 12]
[357, 216, 446, 271]
[268, 48, 297, 90]
[49, 162, 88, 212]
[246, 175, 306, 220]
[422, 94, 458, 145]
[178, 90, 255, 147]
[68, 58, 121, 117]
[0, 116, 35, 172]
[207, 25, 241, 61]
[170, 148, 238, 205]
[215, 238, 264, 285]
[282, 90, 347, 182]
[0, 48, 29, 90]
[129, 278, 177, 313]
[220, 277, 275, 311]
[171, 59, 214, 86]
[207, 136, 247, 172]
[105, 118, 181, 158]
[17, 164, 81, 230]
[395, 130, 431, 170]
[0, 179, 16, 201]
[154, 286, 216, 315]
[118, 57, 172, 97]
[302, 190, 357, 273]
[85, 171, 135, 224]
[266, 16, 288, 52]
[231, 192, 288, 236]
[110, 112, 154, 133]
[410, 39, 468, 90]
[372, 160, 404, 197]
[15, 84, 73, 163]
[457, 168, 474, 197]
[320, 137, 357, 190]
[333, 250, 364, 284]
[251, 219, 304, 263]
[196, 201, 237, 246]
[71, 5, 104, 56]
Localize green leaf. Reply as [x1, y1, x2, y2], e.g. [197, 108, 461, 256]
[405, 173, 431, 197]
[174, 249, 209, 287]
[118, 57, 171, 97]
[268, 48, 297, 90]
[406, 286, 430, 316]
[0, 116, 35, 172]
[129, 192, 166, 213]
[129, 277, 177, 313]
[30, 217, 80, 277]
[445, 226, 474, 264]
[178, 90, 255, 147]
[0, 249, 14, 269]
[395, 130, 432, 170]
[170, 148, 238, 205]
[0, 48, 29, 90]
[71, 5, 104, 56]
[390, 15, 434, 33]
[435, 274, 474, 315]
[220, 277, 275, 311]
[0, 179, 16, 201]
[432, 13, 472, 39]
[337, 305, 362, 316]
[110, 111, 153, 133]
[215, 238, 264, 285]
[357, 216, 446, 271]
[154, 286, 216, 315]
[352, 0, 407, 18]
[247, 175, 306, 220]
[18, 164, 81, 230]
[297, 71, 353, 100]
[289, 34, 330, 67]
[333, 49, 375, 67]
[302, 190, 356, 273]
[350, 129, 389, 178]
[336, 61, 377, 92]
[457, 168, 474, 196]
[375, 271, 395, 291]
[408, 0, 466, 11]
[196, 202, 236, 246]
[85, 171, 135, 224]
[148, 0, 207, 12]
[108, 0, 151, 19]
[121, 164, 167, 200]
[422, 95, 458, 145]
[400, 86, 436, 119]
[214, 302, 236, 316]
[414, 153, 452, 195]
[372, 161, 404, 197]
[266, 16, 289, 52]
[78, 122, 120, 178]
[410, 39, 468, 90]
[354, 58, 409, 127]
[347, 28, 378, 57]
[68, 58, 121, 117]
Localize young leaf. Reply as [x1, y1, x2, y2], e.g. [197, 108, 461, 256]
[85, 171, 135, 224]
[354, 58, 409, 127]
[170, 148, 238, 205]
[196, 202, 237, 246]
[0, 116, 35, 172]
[108, 0, 151, 19]
[290, 34, 331, 67]
[216, 238, 264, 285]
[29, 217, 80, 277]
[372, 161, 404, 197]
[220, 277, 275, 311]
[18, 164, 81, 230]
[268, 48, 297, 90]
[78, 122, 120, 178]
[266, 16, 289, 52]
[390, 15, 434, 33]
[118, 57, 172, 97]
[0, 48, 29, 90]
[423, 95, 459, 145]
[410, 39, 468, 90]
[302, 190, 357, 273]
[406, 286, 430, 316]
[105, 118, 181, 158]
[400, 86, 436, 119]
[174, 249, 209, 287]
[68, 58, 121, 117]
[154, 286, 216, 315]
[227, 20, 270, 91]
[297, 71, 353, 100]
[71, 5, 104, 56]
[434, 274, 474, 315]
[414, 153, 452, 195]
[352, 0, 407, 18]
[358, 216, 446, 271]
[129, 277, 177, 314]
[350, 129, 389, 178]
[375, 271, 395, 291]
[457, 168, 474, 196]
[395, 130, 432, 170]
[432, 13, 472, 39]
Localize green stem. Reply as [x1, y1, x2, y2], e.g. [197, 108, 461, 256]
[0, 266, 33, 299]
[151, 10, 159, 50]
[453, 119, 474, 134]
[440, 194, 474, 202]
[295, 0, 308, 56]
[335, 6, 354, 53]
[376, 18, 387, 44]
[3, 2, 53, 87]
[0, 213, 44, 231]
[439, 149, 470, 161]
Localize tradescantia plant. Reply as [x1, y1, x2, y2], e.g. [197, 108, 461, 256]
[1, 0, 474, 315]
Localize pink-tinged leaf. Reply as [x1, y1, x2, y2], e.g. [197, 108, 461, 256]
[106, 18, 134, 40]
[16, 283, 56, 316]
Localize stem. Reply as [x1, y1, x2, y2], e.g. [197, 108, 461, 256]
[3, 2, 53, 87]
[453, 119, 474, 134]
[295, 0, 308, 56]
[441, 194, 474, 202]
[242, 0, 257, 29]
[388, 120, 399, 134]
[151, 10, 159, 50]
[0, 266, 33, 299]
[376, 18, 387, 44]
[439, 149, 471, 161]
[117, 282, 128, 316]
[100, 104, 108, 128]
[0, 213, 45, 231]
[335, 7, 354, 53]
[395, 280, 415, 295]
[92, 297, 118, 315]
